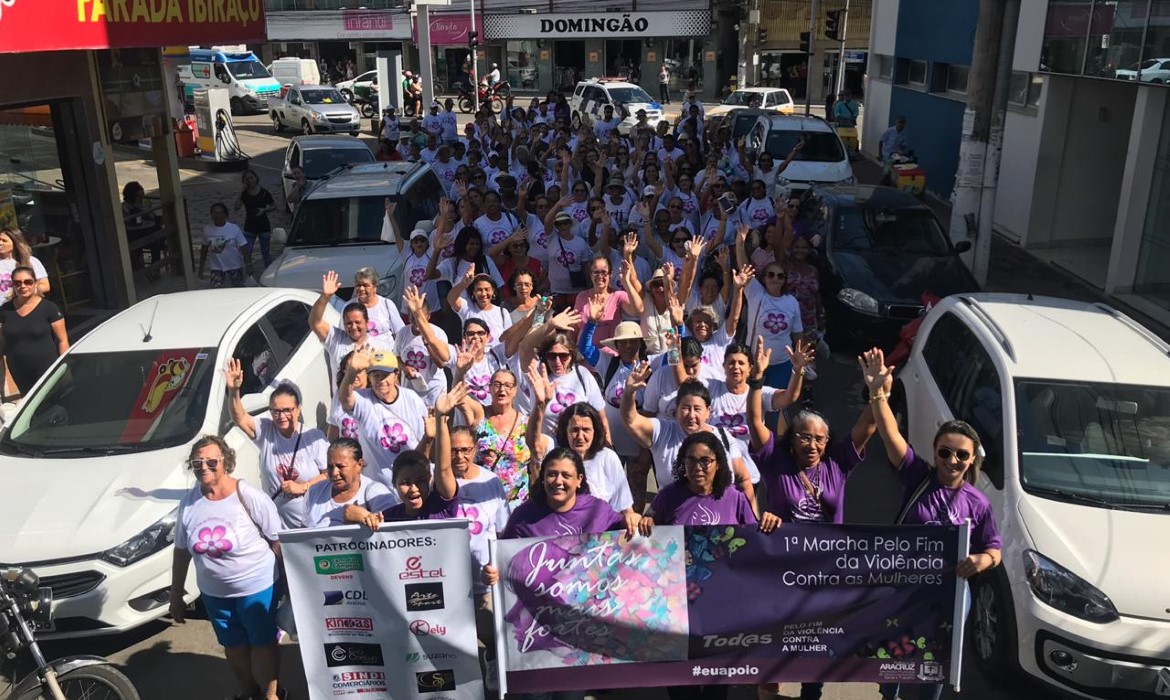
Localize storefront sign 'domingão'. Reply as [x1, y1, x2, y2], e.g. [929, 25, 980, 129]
[483, 10, 711, 39]
[0, 0, 267, 54]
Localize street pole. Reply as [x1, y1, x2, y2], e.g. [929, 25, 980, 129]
[470, 0, 480, 113]
[805, 0, 817, 116]
[418, 4, 435, 110]
[834, 0, 850, 96]
[948, 0, 1004, 267]
[972, 0, 1019, 284]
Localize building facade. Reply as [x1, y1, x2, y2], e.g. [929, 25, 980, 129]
[752, 0, 873, 104]
[863, 0, 1170, 325]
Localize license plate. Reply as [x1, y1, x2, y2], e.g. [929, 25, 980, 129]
[1156, 668, 1170, 696]
[30, 619, 54, 634]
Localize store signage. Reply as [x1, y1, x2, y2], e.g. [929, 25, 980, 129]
[412, 14, 482, 46]
[343, 10, 393, 33]
[0, 0, 266, 54]
[268, 10, 410, 40]
[483, 10, 710, 39]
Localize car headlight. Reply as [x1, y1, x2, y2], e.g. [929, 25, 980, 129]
[101, 510, 178, 567]
[1023, 550, 1119, 623]
[839, 174, 856, 185]
[377, 273, 397, 298]
[837, 288, 880, 315]
[313, 112, 327, 123]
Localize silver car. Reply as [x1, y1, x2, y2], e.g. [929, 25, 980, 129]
[269, 85, 362, 136]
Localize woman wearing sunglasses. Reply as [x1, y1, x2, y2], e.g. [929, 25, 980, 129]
[224, 364, 328, 529]
[861, 348, 1002, 700]
[735, 223, 804, 391]
[0, 265, 68, 398]
[518, 315, 609, 443]
[170, 435, 286, 700]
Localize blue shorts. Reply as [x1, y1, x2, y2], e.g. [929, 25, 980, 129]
[202, 585, 279, 648]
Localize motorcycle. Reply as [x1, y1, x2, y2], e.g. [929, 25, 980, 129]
[457, 81, 507, 114]
[0, 568, 139, 700]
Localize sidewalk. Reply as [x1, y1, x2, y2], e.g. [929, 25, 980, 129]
[849, 158, 1170, 341]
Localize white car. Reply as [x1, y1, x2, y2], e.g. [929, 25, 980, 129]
[745, 114, 854, 191]
[570, 78, 664, 136]
[894, 293, 1170, 698]
[280, 135, 374, 211]
[705, 87, 795, 118]
[335, 70, 378, 101]
[1114, 58, 1170, 83]
[262, 162, 442, 301]
[0, 288, 335, 638]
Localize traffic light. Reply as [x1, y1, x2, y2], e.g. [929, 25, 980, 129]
[757, 27, 768, 46]
[799, 31, 811, 54]
[468, 30, 479, 48]
[825, 9, 844, 41]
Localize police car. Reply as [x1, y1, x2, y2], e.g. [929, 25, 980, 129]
[569, 78, 664, 136]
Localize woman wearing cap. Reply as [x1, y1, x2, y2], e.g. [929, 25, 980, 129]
[447, 266, 513, 343]
[397, 222, 434, 296]
[395, 285, 454, 405]
[303, 438, 396, 528]
[338, 346, 431, 490]
[225, 363, 329, 529]
[310, 271, 393, 377]
[861, 348, 1001, 700]
[459, 368, 533, 510]
[542, 207, 593, 311]
[735, 223, 804, 392]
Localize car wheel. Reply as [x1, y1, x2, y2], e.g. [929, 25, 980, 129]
[272, 112, 284, 133]
[340, 88, 354, 102]
[230, 96, 243, 116]
[301, 119, 313, 136]
[970, 571, 1019, 683]
[1153, 78, 1165, 84]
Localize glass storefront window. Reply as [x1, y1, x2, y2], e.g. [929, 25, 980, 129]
[1135, 99, 1170, 309]
[1042, 0, 1170, 84]
[507, 41, 540, 90]
[1143, 0, 1170, 77]
[1042, 0, 1094, 74]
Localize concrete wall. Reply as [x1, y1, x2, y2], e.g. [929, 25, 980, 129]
[863, 79, 893, 155]
[993, 105, 1043, 243]
[895, 0, 976, 65]
[861, 0, 896, 155]
[869, 0, 898, 55]
[888, 87, 966, 196]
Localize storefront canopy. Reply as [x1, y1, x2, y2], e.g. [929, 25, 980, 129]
[0, 0, 267, 54]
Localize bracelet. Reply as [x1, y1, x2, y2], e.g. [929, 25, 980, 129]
[795, 367, 807, 378]
[747, 379, 764, 390]
[869, 392, 888, 402]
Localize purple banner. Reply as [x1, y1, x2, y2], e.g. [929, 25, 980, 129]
[493, 524, 966, 692]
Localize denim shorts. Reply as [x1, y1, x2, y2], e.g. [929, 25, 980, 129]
[202, 584, 279, 648]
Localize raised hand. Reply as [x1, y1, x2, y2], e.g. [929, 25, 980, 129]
[859, 347, 894, 395]
[716, 246, 731, 272]
[350, 345, 374, 372]
[527, 358, 554, 405]
[622, 232, 639, 259]
[661, 262, 676, 284]
[752, 335, 771, 381]
[667, 295, 684, 327]
[733, 264, 756, 288]
[463, 264, 476, 283]
[789, 338, 815, 372]
[403, 285, 422, 314]
[736, 223, 750, 246]
[437, 382, 469, 416]
[686, 235, 704, 260]
[384, 197, 396, 218]
[322, 270, 341, 298]
[624, 360, 652, 391]
[222, 358, 244, 393]
[550, 308, 582, 332]
[637, 201, 651, 219]
[455, 341, 477, 375]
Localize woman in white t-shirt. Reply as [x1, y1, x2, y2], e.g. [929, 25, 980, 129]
[0, 228, 49, 299]
[328, 351, 365, 441]
[202, 203, 248, 288]
[447, 267, 513, 344]
[170, 435, 284, 700]
[309, 271, 394, 378]
[736, 224, 804, 390]
[353, 266, 406, 343]
[517, 329, 608, 442]
[225, 363, 329, 529]
[303, 438, 397, 528]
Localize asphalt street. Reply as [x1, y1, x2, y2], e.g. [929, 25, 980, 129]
[29, 112, 1072, 700]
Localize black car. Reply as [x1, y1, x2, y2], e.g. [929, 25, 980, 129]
[805, 185, 981, 345]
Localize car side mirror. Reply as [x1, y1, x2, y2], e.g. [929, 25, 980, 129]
[240, 391, 269, 415]
[220, 74, 232, 85]
[954, 240, 972, 254]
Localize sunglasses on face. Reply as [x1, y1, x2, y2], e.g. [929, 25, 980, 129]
[937, 447, 973, 462]
[11, 279, 35, 287]
[544, 351, 572, 362]
[765, 271, 787, 279]
[189, 458, 222, 471]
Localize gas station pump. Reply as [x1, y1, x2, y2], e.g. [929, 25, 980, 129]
[193, 87, 247, 162]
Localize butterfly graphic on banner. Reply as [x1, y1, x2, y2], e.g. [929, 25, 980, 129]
[685, 526, 746, 601]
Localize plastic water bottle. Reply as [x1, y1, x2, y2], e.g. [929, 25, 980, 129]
[533, 296, 550, 327]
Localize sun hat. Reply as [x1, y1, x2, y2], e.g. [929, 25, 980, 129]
[554, 211, 573, 225]
[600, 322, 645, 349]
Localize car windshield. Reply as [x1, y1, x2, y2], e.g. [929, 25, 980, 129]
[227, 61, 271, 80]
[0, 349, 216, 455]
[607, 87, 654, 104]
[832, 206, 952, 254]
[765, 130, 845, 163]
[288, 195, 393, 246]
[301, 89, 346, 104]
[1015, 380, 1170, 510]
[724, 92, 766, 106]
[301, 148, 375, 180]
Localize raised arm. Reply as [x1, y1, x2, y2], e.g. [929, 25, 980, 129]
[524, 360, 555, 475]
[727, 264, 754, 335]
[403, 286, 452, 365]
[620, 361, 655, 448]
[734, 222, 750, 271]
[770, 339, 813, 412]
[747, 336, 773, 452]
[640, 204, 664, 259]
[432, 383, 466, 500]
[447, 264, 475, 312]
[678, 235, 703, 299]
[309, 271, 342, 342]
[339, 346, 372, 413]
[386, 199, 403, 253]
[223, 358, 257, 439]
[619, 256, 644, 316]
[860, 348, 906, 466]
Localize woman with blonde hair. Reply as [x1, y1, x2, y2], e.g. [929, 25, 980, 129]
[0, 228, 49, 298]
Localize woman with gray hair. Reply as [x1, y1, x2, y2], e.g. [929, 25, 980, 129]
[170, 435, 286, 700]
[353, 266, 406, 342]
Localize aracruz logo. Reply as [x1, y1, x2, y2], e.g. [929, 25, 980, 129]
[315, 554, 364, 575]
[322, 590, 367, 606]
[405, 582, 445, 611]
[405, 651, 457, 663]
[324, 642, 384, 668]
[415, 669, 457, 693]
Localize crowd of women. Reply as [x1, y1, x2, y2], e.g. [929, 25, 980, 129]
[167, 97, 1001, 700]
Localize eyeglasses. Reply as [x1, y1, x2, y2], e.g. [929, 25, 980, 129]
[794, 432, 829, 446]
[452, 446, 476, 455]
[765, 272, 787, 279]
[545, 351, 572, 362]
[650, 281, 665, 289]
[591, 270, 610, 277]
[489, 381, 516, 390]
[270, 407, 297, 416]
[937, 447, 973, 462]
[573, 189, 587, 195]
[668, 204, 682, 210]
[11, 279, 35, 287]
[683, 456, 717, 470]
[464, 330, 488, 338]
[189, 458, 222, 471]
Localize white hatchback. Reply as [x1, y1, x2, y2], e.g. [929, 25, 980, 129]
[746, 114, 854, 191]
[0, 288, 335, 638]
[895, 293, 1170, 698]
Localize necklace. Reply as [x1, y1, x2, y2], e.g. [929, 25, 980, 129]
[802, 464, 823, 499]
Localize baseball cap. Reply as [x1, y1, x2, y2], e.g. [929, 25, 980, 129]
[369, 351, 399, 373]
[607, 177, 625, 189]
[642, 185, 657, 198]
[410, 228, 429, 241]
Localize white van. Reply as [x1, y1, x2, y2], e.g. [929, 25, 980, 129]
[180, 48, 282, 115]
[896, 294, 1170, 698]
[270, 58, 321, 87]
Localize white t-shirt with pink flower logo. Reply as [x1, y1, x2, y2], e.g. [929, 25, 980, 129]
[447, 345, 508, 407]
[707, 379, 780, 479]
[364, 297, 406, 343]
[737, 196, 776, 232]
[517, 363, 604, 438]
[328, 394, 358, 441]
[641, 356, 722, 418]
[546, 234, 593, 294]
[253, 416, 329, 528]
[745, 279, 803, 367]
[174, 480, 280, 599]
[474, 211, 520, 248]
[596, 354, 645, 457]
[324, 327, 393, 378]
[349, 388, 429, 489]
[525, 214, 550, 265]
[394, 324, 453, 404]
[457, 469, 511, 594]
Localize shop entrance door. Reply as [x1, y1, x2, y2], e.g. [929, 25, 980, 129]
[603, 40, 643, 82]
[779, 53, 810, 100]
[554, 40, 586, 92]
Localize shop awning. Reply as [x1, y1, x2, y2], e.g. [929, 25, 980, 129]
[0, 0, 267, 54]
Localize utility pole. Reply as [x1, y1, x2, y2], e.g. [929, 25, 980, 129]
[834, 0, 850, 96]
[469, 0, 480, 113]
[804, 0, 817, 116]
[949, 0, 1009, 281]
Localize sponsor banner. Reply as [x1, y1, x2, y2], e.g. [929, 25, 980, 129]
[493, 524, 966, 693]
[0, 0, 266, 54]
[282, 522, 483, 700]
[482, 10, 710, 39]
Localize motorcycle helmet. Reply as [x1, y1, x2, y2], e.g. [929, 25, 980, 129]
[403, 70, 413, 77]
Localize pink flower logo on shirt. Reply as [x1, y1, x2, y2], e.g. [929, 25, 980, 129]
[340, 417, 358, 439]
[751, 207, 770, 223]
[683, 199, 697, 214]
[489, 228, 510, 245]
[550, 390, 576, 414]
[556, 250, 577, 267]
[763, 312, 789, 334]
[467, 373, 491, 401]
[276, 463, 301, 483]
[192, 526, 233, 559]
[405, 350, 428, 371]
[380, 422, 408, 452]
[0, 275, 10, 294]
[458, 504, 484, 535]
[717, 413, 748, 437]
[535, 230, 549, 250]
[367, 320, 381, 337]
[409, 267, 428, 286]
[608, 386, 624, 408]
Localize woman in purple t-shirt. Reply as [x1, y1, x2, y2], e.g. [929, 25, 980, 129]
[861, 348, 1003, 700]
[344, 384, 466, 526]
